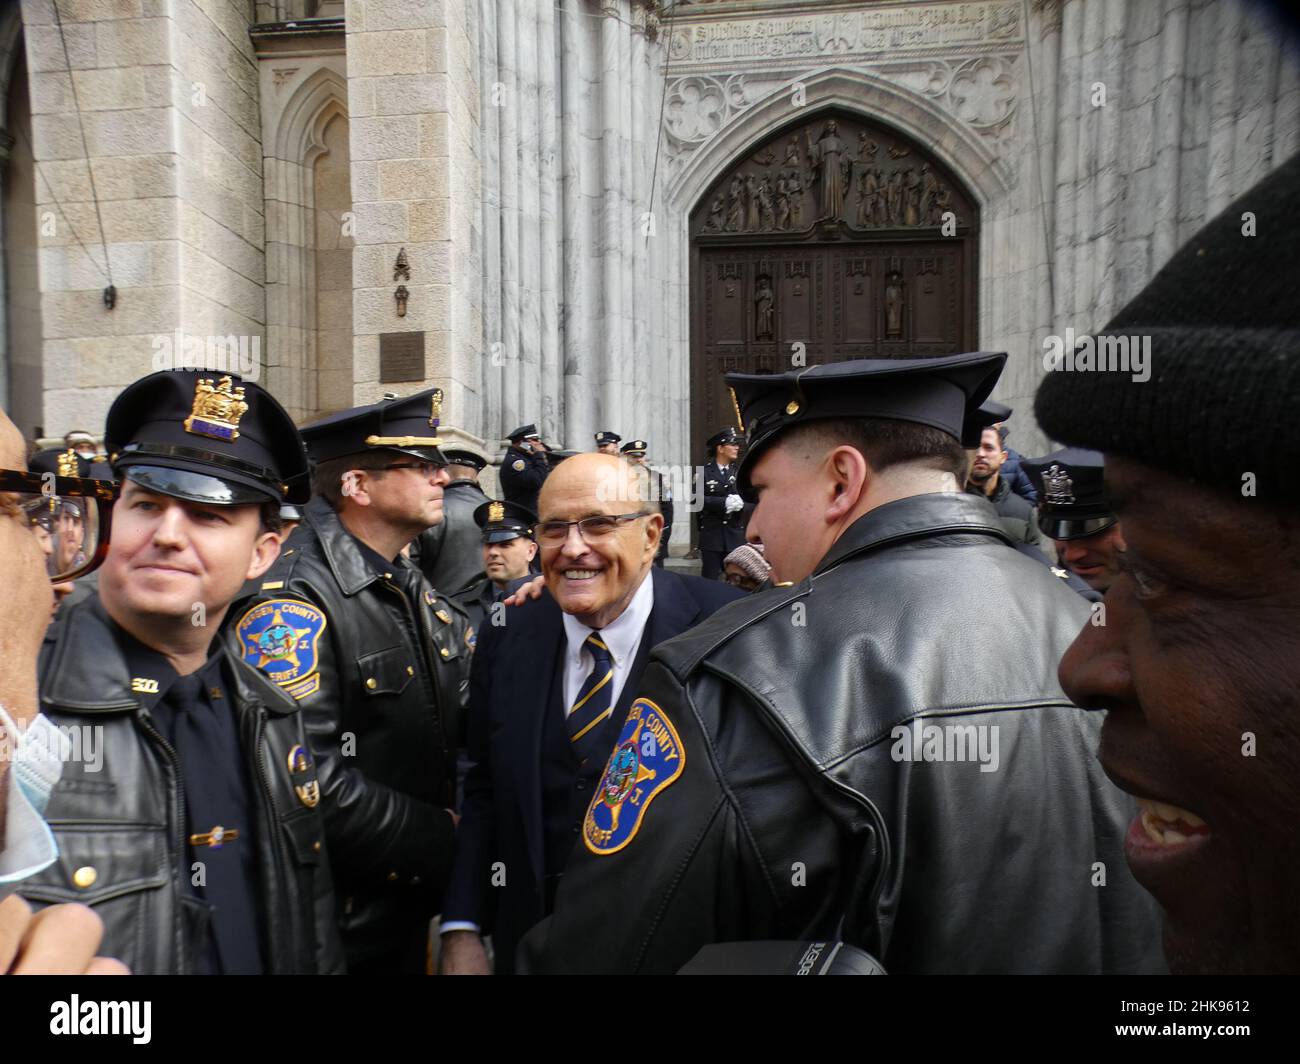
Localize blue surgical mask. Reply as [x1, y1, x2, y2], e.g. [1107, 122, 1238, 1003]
[0, 705, 69, 817]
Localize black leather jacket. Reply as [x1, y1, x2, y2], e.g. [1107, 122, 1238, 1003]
[412, 478, 490, 595]
[20, 595, 343, 975]
[526, 493, 1164, 974]
[226, 498, 473, 966]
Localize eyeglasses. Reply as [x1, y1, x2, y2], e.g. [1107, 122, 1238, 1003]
[380, 461, 444, 479]
[0, 469, 118, 583]
[534, 512, 650, 546]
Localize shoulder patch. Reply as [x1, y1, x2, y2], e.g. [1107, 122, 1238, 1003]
[583, 697, 685, 856]
[512, 459, 525, 471]
[236, 598, 327, 701]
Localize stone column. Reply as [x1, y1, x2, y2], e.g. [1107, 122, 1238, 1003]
[343, 0, 481, 427]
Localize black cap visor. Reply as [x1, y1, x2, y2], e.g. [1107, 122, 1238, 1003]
[120, 463, 273, 506]
[483, 528, 530, 544]
[1038, 512, 1118, 541]
[382, 444, 448, 466]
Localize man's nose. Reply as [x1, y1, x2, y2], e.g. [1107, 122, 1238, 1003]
[1058, 589, 1131, 712]
[560, 524, 589, 556]
[152, 504, 188, 548]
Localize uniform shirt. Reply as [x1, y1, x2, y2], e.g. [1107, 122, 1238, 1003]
[119, 634, 264, 975]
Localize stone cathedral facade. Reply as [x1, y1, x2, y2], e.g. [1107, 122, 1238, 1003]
[1, 0, 1297, 537]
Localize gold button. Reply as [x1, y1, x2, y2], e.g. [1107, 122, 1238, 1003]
[312, 841, 321, 853]
[785, 400, 800, 415]
[73, 866, 97, 889]
[383, 572, 392, 579]
[406, 665, 414, 676]
[365, 677, 377, 689]
[440, 647, 450, 659]
[387, 871, 398, 882]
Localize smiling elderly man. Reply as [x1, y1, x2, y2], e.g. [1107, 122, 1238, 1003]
[522, 353, 1162, 975]
[1038, 152, 1300, 974]
[440, 453, 740, 974]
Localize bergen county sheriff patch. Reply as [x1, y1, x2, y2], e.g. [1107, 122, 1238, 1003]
[583, 697, 684, 856]
[236, 599, 327, 701]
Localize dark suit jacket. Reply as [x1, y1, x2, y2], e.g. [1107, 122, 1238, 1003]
[443, 567, 743, 972]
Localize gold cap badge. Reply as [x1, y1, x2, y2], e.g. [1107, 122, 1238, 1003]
[57, 449, 78, 478]
[184, 376, 248, 442]
[429, 388, 443, 428]
[488, 501, 505, 523]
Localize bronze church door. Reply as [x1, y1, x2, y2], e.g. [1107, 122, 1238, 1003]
[690, 111, 979, 451]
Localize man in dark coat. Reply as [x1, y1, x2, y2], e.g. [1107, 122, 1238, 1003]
[697, 427, 748, 579]
[413, 448, 491, 594]
[499, 424, 550, 516]
[439, 454, 741, 974]
[20, 370, 342, 975]
[522, 353, 1162, 975]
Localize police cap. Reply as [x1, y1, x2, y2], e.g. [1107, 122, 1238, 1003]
[474, 499, 536, 544]
[105, 370, 310, 505]
[620, 439, 648, 457]
[303, 388, 447, 466]
[444, 448, 488, 471]
[727, 352, 1006, 491]
[594, 431, 622, 446]
[506, 424, 540, 443]
[1022, 448, 1117, 541]
[706, 427, 740, 450]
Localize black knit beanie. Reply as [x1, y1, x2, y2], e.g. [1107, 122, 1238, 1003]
[1035, 151, 1300, 500]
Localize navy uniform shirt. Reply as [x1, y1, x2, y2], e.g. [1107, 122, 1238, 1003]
[118, 633, 264, 975]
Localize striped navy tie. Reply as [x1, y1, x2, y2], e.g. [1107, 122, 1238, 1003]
[567, 632, 614, 763]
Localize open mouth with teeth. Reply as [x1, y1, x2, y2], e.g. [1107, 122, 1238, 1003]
[1134, 797, 1211, 846]
[564, 569, 601, 580]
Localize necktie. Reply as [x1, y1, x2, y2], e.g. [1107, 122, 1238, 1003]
[567, 633, 614, 763]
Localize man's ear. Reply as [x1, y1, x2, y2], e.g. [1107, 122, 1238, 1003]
[341, 469, 374, 507]
[246, 529, 282, 581]
[643, 512, 664, 560]
[825, 445, 868, 522]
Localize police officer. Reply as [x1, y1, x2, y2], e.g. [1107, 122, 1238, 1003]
[412, 447, 492, 596]
[20, 370, 342, 975]
[523, 354, 1162, 975]
[1022, 448, 1124, 596]
[229, 388, 473, 974]
[621, 439, 673, 567]
[594, 431, 622, 455]
[451, 500, 538, 631]
[698, 427, 747, 580]
[500, 424, 550, 515]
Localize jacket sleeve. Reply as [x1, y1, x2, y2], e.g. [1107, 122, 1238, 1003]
[229, 588, 456, 891]
[520, 660, 839, 974]
[441, 612, 502, 931]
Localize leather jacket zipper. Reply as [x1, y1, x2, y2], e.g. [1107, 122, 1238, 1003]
[136, 709, 191, 972]
[251, 706, 292, 973]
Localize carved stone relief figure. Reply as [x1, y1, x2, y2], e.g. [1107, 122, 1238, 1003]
[744, 173, 760, 230]
[887, 170, 904, 226]
[805, 119, 850, 222]
[787, 169, 804, 228]
[725, 174, 744, 231]
[757, 172, 775, 230]
[775, 173, 791, 230]
[885, 271, 904, 337]
[932, 184, 953, 226]
[904, 168, 922, 226]
[920, 164, 939, 223]
[704, 193, 726, 232]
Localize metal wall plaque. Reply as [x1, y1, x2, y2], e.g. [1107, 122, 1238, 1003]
[379, 331, 425, 383]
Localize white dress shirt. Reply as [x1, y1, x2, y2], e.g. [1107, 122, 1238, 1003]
[560, 567, 656, 716]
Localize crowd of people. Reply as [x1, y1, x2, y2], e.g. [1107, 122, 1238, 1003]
[0, 153, 1296, 976]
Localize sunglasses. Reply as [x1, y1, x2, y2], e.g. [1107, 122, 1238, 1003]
[0, 469, 118, 583]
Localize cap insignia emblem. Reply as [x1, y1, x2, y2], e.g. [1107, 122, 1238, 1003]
[489, 501, 505, 523]
[429, 388, 443, 428]
[185, 376, 248, 442]
[57, 449, 78, 478]
[1042, 463, 1075, 505]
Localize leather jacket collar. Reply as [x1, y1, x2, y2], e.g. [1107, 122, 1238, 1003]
[814, 492, 1011, 577]
[41, 594, 296, 718]
[303, 496, 407, 597]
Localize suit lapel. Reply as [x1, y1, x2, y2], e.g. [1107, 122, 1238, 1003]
[515, 594, 564, 885]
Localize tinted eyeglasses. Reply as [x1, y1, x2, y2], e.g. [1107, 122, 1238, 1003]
[534, 512, 650, 546]
[0, 469, 118, 582]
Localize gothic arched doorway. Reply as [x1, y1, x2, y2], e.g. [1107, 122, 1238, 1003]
[689, 109, 980, 456]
